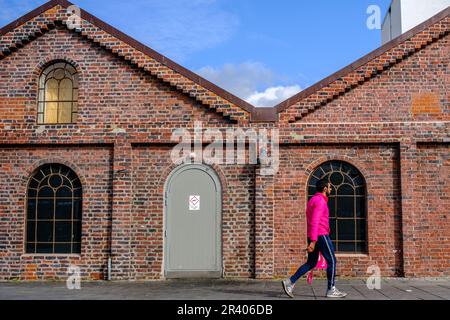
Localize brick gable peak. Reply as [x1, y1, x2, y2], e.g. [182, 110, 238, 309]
[275, 7, 450, 123]
[0, 0, 266, 124]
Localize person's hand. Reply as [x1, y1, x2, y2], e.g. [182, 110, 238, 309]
[307, 241, 316, 253]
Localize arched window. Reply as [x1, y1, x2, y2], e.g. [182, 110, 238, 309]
[26, 164, 82, 254]
[38, 61, 78, 124]
[307, 161, 367, 253]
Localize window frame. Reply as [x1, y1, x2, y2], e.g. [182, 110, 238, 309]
[307, 160, 368, 254]
[24, 164, 82, 255]
[37, 61, 79, 125]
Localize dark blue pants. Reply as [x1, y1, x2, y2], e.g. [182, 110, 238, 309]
[289, 235, 336, 290]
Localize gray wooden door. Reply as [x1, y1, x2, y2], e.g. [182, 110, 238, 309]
[164, 164, 222, 278]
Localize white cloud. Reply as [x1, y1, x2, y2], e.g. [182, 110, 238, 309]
[246, 85, 301, 107]
[197, 62, 301, 107]
[197, 62, 274, 99]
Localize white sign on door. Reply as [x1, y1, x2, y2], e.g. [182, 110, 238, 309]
[189, 195, 200, 211]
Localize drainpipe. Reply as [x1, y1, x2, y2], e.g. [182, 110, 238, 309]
[107, 202, 114, 281]
[107, 211, 113, 280]
[107, 255, 112, 281]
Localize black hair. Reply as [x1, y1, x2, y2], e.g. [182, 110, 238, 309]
[316, 179, 328, 193]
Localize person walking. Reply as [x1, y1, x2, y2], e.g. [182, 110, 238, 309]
[282, 179, 347, 298]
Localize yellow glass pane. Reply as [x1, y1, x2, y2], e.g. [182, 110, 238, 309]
[60, 78, 72, 90]
[59, 79, 73, 101]
[58, 102, 72, 123]
[46, 79, 59, 102]
[44, 102, 58, 123]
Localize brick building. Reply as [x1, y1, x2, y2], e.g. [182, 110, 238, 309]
[0, 0, 448, 281]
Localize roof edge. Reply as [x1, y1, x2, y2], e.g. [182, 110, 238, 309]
[275, 5, 450, 113]
[0, 0, 61, 36]
[0, 0, 256, 116]
[1, 1, 448, 121]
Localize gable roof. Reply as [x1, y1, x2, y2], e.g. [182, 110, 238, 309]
[0, 1, 448, 123]
[0, 0, 277, 123]
[275, 6, 450, 122]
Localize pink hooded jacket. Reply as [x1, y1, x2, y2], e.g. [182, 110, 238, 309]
[306, 192, 330, 241]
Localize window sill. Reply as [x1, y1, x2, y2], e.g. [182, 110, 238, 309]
[36, 123, 77, 126]
[335, 253, 369, 258]
[21, 254, 82, 258]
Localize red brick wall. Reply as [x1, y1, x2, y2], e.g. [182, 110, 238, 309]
[274, 145, 403, 278]
[0, 146, 112, 280]
[412, 143, 449, 276]
[271, 31, 449, 279]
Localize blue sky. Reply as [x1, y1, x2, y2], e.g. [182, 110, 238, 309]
[0, 0, 391, 106]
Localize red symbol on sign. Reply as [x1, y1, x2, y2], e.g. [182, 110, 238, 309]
[190, 196, 199, 205]
[189, 195, 200, 211]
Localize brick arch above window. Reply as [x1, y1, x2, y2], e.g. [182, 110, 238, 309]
[304, 155, 372, 193]
[35, 56, 81, 77]
[22, 158, 87, 189]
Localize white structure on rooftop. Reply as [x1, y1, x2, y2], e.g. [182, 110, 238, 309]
[382, 0, 450, 44]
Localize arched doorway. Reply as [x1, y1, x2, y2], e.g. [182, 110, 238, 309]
[164, 164, 222, 278]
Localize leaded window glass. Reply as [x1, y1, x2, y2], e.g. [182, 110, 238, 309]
[38, 61, 78, 124]
[26, 164, 82, 254]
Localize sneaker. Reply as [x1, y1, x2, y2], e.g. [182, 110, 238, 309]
[282, 279, 295, 298]
[326, 286, 347, 298]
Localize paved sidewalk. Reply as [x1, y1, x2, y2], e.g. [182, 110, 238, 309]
[0, 278, 448, 300]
